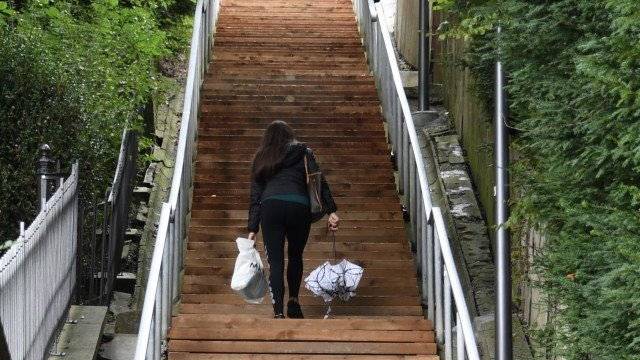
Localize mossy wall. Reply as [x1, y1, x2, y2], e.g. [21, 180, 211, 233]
[395, 2, 495, 232]
[434, 37, 495, 233]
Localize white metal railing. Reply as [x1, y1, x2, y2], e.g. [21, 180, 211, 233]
[0, 163, 79, 360]
[353, 1, 481, 359]
[133, 0, 220, 358]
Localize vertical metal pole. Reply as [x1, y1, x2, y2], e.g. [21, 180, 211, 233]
[171, 209, 180, 302]
[426, 213, 435, 321]
[420, 211, 429, 303]
[154, 284, 161, 360]
[90, 206, 97, 300]
[444, 270, 452, 360]
[434, 235, 443, 344]
[456, 313, 465, 359]
[495, 26, 512, 360]
[418, 0, 430, 110]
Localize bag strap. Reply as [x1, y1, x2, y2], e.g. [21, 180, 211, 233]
[303, 153, 309, 184]
[304, 148, 321, 184]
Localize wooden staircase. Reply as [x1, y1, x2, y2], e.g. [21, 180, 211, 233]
[168, 0, 438, 358]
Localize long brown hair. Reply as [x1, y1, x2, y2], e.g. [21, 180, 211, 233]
[252, 120, 296, 181]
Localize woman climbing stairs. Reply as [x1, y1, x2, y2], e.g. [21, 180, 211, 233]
[167, 0, 439, 358]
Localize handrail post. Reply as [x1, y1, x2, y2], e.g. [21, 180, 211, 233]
[456, 312, 465, 358]
[444, 270, 452, 360]
[418, 0, 430, 110]
[494, 25, 512, 360]
[423, 209, 433, 318]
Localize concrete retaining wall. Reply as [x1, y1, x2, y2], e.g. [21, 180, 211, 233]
[434, 37, 496, 234]
[519, 228, 550, 330]
[395, 0, 419, 66]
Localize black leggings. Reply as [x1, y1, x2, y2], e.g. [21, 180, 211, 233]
[261, 199, 311, 315]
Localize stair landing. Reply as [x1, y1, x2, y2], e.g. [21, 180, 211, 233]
[168, 0, 438, 358]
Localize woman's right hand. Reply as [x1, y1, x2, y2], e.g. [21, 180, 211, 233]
[328, 212, 339, 231]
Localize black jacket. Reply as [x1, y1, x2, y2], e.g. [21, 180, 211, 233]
[248, 142, 337, 233]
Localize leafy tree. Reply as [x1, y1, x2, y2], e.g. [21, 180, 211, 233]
[0, 0, 192, 246]
[438, 0, 640, 358]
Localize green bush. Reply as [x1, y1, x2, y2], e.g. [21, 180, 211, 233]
[0, 0, 192, 246]
[438, 0, 640, 358]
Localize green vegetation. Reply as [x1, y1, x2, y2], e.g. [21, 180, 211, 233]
[437, 0, 640, 358]
[0, 0, 193, 248]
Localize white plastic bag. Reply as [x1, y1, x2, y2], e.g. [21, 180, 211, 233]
[230, 237, 268, 304]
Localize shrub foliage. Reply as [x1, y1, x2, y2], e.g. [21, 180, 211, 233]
[0, 0, 192, 246]
[438, 0, 640, 358]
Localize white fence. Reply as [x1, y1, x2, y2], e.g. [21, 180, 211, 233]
[353, 0, 481, 359]
[133, 0, 220, 358]
[0, 162, 79, 360]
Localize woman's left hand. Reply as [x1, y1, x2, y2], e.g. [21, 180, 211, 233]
[328, 212, 339, 231]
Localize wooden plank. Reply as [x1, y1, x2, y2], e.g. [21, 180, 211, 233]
[170, 315, 433, 331]
[169, 328, 434, 343]
[184, 258, 415, 270]
[179, 304, 424, 317]
[183, 249, 411, 260]
[182, 284, 419, 296]
[184, 266, 417, 279]
[169, 340, 437, 355]
[170, 353, 439, 360]
[182, 275, 417, 287]
[180, 294, 421, 307]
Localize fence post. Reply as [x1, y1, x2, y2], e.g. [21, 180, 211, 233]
[0, 318, 10, 360]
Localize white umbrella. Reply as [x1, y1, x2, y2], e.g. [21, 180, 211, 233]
[304, 232, 364, 318]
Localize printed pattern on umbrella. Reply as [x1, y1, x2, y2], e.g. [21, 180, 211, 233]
[304, 259, 364, 303]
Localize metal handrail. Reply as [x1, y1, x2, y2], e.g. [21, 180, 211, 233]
[103, 129, 138, 305]
[353, 0, 481, 359]
[133, 0, 220, 358]
[135, 0, 480, 357]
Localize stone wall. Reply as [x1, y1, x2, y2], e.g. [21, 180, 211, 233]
[519, 228, 550, 330]
[394, 2, 493, 229]
[434, 37, 496, 234]
[132, 85, 183, 310]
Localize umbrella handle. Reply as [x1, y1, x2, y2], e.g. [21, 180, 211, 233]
[331, 230, 337, 262]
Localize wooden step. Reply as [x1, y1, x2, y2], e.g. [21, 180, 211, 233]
[170, 354, 438, 360]
[168, 0, 437, 357]
[179, 304, 424, 317]
[182, 275, 416, 288]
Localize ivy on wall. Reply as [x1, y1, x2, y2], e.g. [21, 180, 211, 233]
[437, 0, 640, 358]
